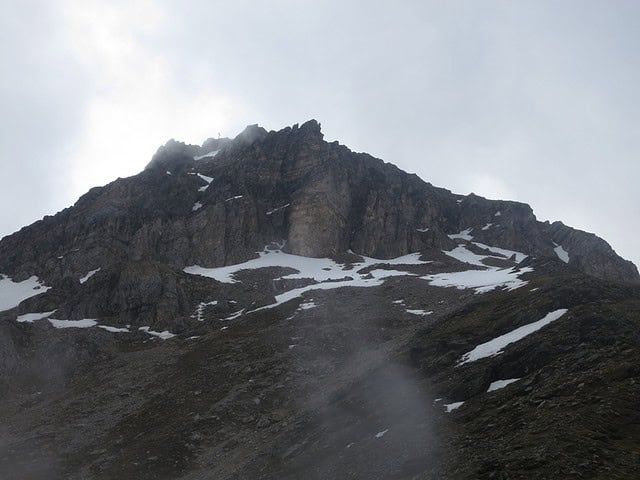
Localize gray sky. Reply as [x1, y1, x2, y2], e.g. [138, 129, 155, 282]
[1, 1, 639, 267]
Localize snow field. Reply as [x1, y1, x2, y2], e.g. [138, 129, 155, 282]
[49, 318, 98, 329]
[423, 267, 532, 294]
[0, 274, 51, 312]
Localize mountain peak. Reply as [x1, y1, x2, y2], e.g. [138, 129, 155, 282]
[234, 123, 268, 145]
[3, 119, 638, 286]
[2, 120, 640, 480]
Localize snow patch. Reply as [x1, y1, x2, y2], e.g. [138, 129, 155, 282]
[16, 311, 56, 323]
[192, 300, 218, 321]
[98, 325, 130, 333]
[443, 245, 494, 267]
[185, 248, 430, 313]
[194, 150, 220, 160]
[225, 195, 244, 202]
[49, 318, 97, 329]
[458, 308, 568, 364]
[138, 326, 176, 339]
[298, 301, 317, 310]
[191, 173, 214, 191]
[471, 242, 528, 263]
[423, 267, 533, 294]
[197, 173, 213, 183]
[448, 228, 473, 241]
[406, 309, 433, 316]
[223, 309, 245, 321]
[494, 211, 502, 217]
[79, 268, 100, 284]
[416, 227, 430, 233]
[444, 402, 464, 412]
[374, 429, 389, 438]
[192, 202, 203, 212]
[0, 275, 51, 312]
[185, 249, 427, 285]
[481, 223, 493, 231]
[487, 378, 520, 392]
[266, 204, 290, 215]
[553, 243, 570, 263]
[371, 253, 427, 266]
[257, 269, 414, 313]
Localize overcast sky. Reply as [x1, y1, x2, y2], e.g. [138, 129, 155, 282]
[1, 1, 639, 267]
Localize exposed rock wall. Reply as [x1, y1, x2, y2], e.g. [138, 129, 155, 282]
[0, 119, 637, 291]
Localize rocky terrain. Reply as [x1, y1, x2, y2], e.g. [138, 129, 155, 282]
[1, 120, 639, 479]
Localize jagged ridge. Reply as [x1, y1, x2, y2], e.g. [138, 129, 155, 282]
[0, 120, 636, 282]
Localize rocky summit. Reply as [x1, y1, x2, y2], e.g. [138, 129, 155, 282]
[1, 120, 639, 479]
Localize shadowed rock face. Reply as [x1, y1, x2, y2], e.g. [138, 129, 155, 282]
[544, 220, 639, 282]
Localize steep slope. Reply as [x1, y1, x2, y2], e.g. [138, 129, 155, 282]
[411, 260, 640, 478]
[1, 121, 639, 480]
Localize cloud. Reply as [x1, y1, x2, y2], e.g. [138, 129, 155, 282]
[59, 0, 250, 195]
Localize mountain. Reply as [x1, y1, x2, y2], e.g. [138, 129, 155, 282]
[1, 120, 639, 479]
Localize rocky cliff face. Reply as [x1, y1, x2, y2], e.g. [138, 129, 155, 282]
[2, 120, 640, 480]
[1, 120, 636, 284]
[0, 120, 636, 331]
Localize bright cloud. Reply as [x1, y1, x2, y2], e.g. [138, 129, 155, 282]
[60, 0, 247, 197]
